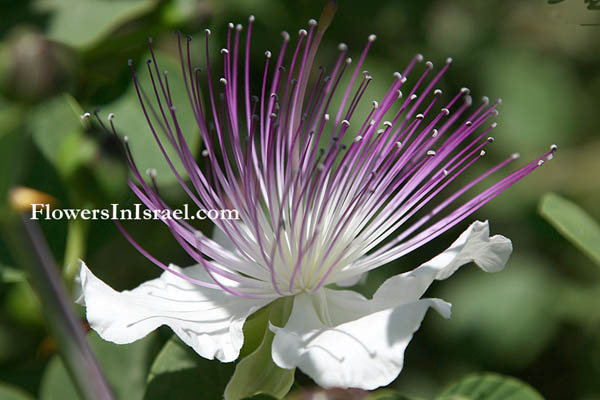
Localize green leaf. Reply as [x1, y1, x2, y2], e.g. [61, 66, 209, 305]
[0, 264, 26, 283]
[4, 282, 44, 327]
[539, 192, 600, 266]
[104, 51, 201, 186]
[368, 390, 423, 400]
[40, 331, 158, 400]
[239, 302, 273, 358]
[144, 335, 234, 400]
[33, 0, 159, 49]
[436, 373, 544, 400]
[224, 298, 294, 400]
[0, 104, 28, 205]
[28, 93, 96, 179]
[0, 382, 34, 400]
[431, 255, 559, 369]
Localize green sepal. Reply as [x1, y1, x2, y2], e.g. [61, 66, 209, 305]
[224, 297, 295, 400]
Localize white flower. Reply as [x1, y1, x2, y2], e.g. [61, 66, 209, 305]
[77, 220, 511, 389]
[77, 13, 552, 393]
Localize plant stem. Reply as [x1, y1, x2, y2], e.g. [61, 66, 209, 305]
[15, 214, 114, 400]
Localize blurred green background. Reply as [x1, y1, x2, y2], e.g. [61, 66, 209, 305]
[1, 0, 599, 399]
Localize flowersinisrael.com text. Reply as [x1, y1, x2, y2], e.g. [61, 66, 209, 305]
[30, 204, 239, 221]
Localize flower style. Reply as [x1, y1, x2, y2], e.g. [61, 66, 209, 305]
[77, 9, 556, 393]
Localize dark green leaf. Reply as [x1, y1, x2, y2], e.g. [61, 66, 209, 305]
[0, 104, 28, 205]
[437, 373, 544, 400]
[40, 331, 158, 400]
[144, 335, 234, 400]
[368, 390, 423, 400]
[0, 382, 35, 400]
[539, 193, 600, 266]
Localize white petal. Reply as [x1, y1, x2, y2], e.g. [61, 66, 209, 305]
[76, 261, 272, 362]
[270, 221, 509, 389]
[335, 272, 367, 288]
[372, 220, 512, 308]
[271, 291, 450, 390]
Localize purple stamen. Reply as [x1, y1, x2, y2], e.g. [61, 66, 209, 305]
[105, 16, 554, 297]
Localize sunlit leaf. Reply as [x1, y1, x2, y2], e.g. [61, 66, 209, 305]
[539, 192, 600, 266]
[28, 94, 96, 179]
[0, 264, 26, 283]
[436, 373, 544, 400]
[224, 298, 294, 400]
[33, 0, 159, 49]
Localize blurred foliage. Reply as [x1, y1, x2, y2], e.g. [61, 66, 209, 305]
[40, 331, 159, 400]
[539, 192, 600, 266]
[0, 0, 599, 399]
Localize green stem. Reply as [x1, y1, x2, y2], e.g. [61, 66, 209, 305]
[3, 212, 114, 400]
[63, 217, 89, 286]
